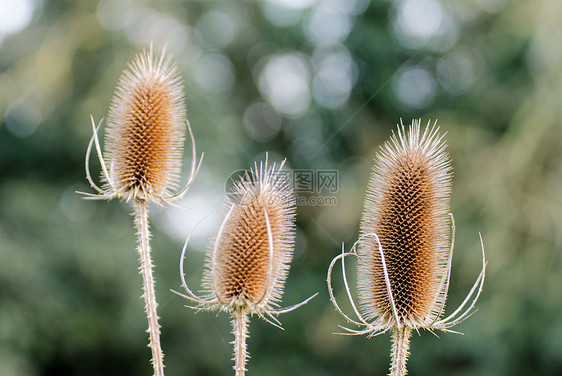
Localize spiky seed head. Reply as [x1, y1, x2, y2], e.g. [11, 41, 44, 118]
[203, 159, 296, 311]
[358, 119, 452, 328]
[104, 47, 186, 202]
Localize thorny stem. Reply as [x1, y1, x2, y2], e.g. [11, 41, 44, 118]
[134, 200, 165, 376]
[389, 326, 411, 376]
[232, 308, 249, 376]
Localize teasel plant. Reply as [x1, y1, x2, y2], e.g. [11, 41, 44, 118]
[327, 119, 486, 376]
[173, 156, 316, 376]
[80, 46, 203, 376]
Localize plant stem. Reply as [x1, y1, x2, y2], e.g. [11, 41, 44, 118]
[232, 308, 249, 376]
[389, 326, 411, 376]
[134, 200, 165, 376]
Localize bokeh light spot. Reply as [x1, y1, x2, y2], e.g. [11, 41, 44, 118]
[0, 0, 35, 37]
[437, 47, 484, 94]
[243, 101, 282, 142]
[5, 99, 42, 138]
[312, 45, 357, 109]
[194, 52, 236, 95]
[305, 6, 352, 45]
[196, 11, 237, 49]
[392, 0, 454, 50]
[258, 53, 311, 117]
[393, 65, 437, 109]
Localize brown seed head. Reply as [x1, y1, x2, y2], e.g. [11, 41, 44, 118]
[358, 119, 452, 328]
[104, 47, 186, 202]
[203, 160, 296, 311]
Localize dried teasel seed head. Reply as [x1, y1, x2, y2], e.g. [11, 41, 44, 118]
[203, 159, 296, 311]
[358, 119, 452, 328]
[175, 157, 315, 376]
[104, 46, 186, 202]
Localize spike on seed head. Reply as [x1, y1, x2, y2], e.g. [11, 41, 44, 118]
[357, 119, 453, 329]
[104, 46, 186, 202]
[202, 158, 296, 312]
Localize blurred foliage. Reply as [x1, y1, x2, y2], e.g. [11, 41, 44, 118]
[1, 0, 561, 375]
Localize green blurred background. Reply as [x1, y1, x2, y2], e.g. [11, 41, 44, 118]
[1, 0, 561, 375]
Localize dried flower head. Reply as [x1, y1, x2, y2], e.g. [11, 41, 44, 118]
[208, 164, 295, 310]
[175, 157, 315, 375]
[82, 46, 201, 204]
[358, 118, 453, 328]
[81, 46, 203, 376]
[327, 119, 486, 376]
